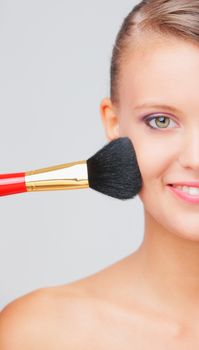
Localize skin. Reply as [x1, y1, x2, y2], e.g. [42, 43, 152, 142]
[1, 32, 199, 349]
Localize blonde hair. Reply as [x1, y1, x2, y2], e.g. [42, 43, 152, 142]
[110, 0, 199, 105]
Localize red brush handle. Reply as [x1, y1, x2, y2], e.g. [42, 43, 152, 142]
[0, 172, 27, 196]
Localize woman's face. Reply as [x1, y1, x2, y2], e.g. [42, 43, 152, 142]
[100, 34, 199, 240]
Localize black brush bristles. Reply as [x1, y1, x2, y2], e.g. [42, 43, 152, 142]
[87, 137, 142, 200]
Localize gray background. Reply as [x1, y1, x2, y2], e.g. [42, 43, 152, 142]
[0, 0, 144, 310]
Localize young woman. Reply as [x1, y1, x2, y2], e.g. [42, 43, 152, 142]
[1, 0, 199, 348]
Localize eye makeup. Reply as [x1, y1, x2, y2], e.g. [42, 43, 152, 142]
[141, 113, 179, 130]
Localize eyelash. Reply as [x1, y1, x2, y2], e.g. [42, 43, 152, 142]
[143, 114, 178, 130]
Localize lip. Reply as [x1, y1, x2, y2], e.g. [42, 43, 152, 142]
[167, 185, 199, 204]
[168, 182, 199, 188]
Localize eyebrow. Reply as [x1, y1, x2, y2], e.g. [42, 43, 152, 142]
[134, 103, 181, 113]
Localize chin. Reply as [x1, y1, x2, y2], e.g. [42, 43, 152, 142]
[167, 221, 199, 242]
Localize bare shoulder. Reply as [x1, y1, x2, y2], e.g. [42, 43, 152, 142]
[0, 283, 99, 350]
[0, 256, 136, 350]
[0, 288, 44, 349]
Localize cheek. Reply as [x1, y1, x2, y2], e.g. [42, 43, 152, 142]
[118, 120, 178, 187]
[130, 136, 170, 176]
[126, 135, 174, 198]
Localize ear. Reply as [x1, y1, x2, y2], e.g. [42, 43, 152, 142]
[100, 97, 120, 142]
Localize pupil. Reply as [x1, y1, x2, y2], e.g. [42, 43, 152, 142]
[159, 116, 165, 122]
[157, 116, 169, 128]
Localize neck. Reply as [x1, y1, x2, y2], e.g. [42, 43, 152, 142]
[134, 210, 199, 323]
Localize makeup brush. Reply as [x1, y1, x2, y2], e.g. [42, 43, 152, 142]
[0, 137, 142, 200]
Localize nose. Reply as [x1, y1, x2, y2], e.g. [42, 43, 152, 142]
[179, 126, 199, 171]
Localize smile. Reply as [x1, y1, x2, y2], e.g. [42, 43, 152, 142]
[167, 185, 199, 204]
[172, 185, 199, 195]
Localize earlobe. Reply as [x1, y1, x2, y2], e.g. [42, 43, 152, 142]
[100, 97, 120, 142]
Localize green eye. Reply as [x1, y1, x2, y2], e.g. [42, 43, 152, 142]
[144, 115, 177, 130]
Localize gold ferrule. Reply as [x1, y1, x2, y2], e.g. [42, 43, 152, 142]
[25, 160, 89, 192]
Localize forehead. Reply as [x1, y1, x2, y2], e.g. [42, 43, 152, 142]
[119, 34, 199, 109]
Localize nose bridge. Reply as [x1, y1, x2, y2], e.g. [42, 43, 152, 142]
[180, 124, 199, 168]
